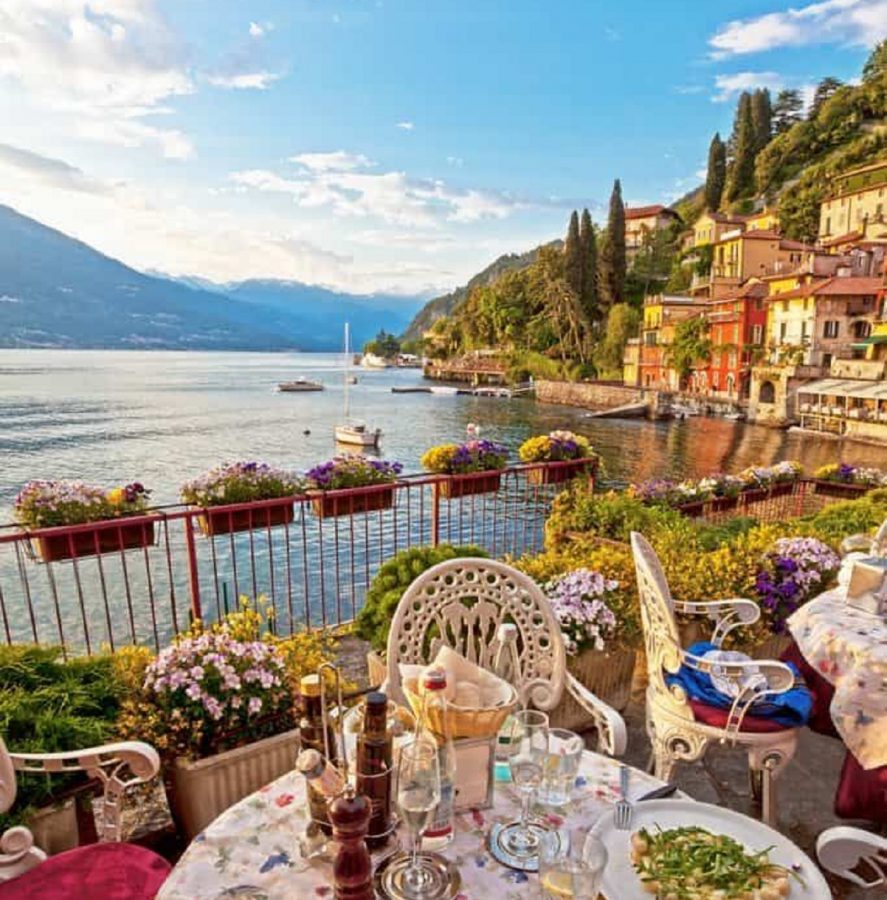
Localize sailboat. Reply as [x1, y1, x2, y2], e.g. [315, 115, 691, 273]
[335, 323, 382, 448]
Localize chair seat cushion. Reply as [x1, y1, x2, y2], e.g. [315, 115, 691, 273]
[0, 842, 170, 900]
[688, 699, 795, 733]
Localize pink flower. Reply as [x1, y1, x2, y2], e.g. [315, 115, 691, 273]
[275, 793, 295, 808]
[248, 697, 263, 715]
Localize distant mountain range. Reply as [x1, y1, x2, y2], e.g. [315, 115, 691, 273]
[402, 241, 562, 341]
[0, 205, 425, 351]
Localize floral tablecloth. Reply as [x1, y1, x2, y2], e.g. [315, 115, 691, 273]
[158, 751, 667, 899]
[788, 587, 887, 769]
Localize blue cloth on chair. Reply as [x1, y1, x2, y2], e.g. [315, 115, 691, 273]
[665, 640, 813, 728]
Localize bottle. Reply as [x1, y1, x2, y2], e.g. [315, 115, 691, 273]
[299, 673, 338, 763]
[296, 748, 345, 836]
[355, 691, 393, 850]
[329, 786, 373, 900]
[418, 668, 456, 848]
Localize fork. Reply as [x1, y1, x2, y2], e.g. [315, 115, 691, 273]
[614, 764, 633, 830]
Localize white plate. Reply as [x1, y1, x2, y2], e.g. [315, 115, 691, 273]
[590, 799, 830, 899]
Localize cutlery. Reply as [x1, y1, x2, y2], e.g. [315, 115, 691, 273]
[614, 764, 633, 830]
[636, 783, 678, 802]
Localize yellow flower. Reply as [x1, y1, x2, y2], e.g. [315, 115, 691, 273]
[107, 487, 126, 505]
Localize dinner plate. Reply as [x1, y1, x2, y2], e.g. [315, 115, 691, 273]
[590, 799, 830, 899]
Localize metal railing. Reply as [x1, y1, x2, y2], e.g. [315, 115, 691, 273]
[0, 462, 592, 654]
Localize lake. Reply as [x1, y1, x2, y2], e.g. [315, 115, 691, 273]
[1, 348, 884, 518]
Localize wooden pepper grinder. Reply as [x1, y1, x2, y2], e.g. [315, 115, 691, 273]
[328, 785, 373, 900]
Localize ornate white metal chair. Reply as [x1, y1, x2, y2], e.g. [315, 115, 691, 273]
[385, 557, 627, 756]
[630, 532, 801, 826]
[0, 736, 169, 893]
[817, 827, 886, 889]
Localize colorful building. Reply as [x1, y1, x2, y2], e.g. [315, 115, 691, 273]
[624, 205, 682, 262]
[819, 159, 887, 247]
[637, 294, 708, 390]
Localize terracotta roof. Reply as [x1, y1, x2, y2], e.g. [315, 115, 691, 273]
[766, 276, 883, 301]
[709, 282, 768, 304]
[821, 230, 864, 248]
[625, 204, 680, 221]
[778, 238, 814, 251]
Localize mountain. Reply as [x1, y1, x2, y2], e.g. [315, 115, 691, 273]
[401, 241, 561, 341]
[0, 205, 424, 350]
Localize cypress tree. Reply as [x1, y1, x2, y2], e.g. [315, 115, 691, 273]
[564, 210, 583, 298]
[704, 133, 726, 211]
[726, 92, 756, 202]
[751, 88, 772, 153]
[772, 89, 803, 134]
[579, 208, 598, 324]
[809, 77, 843, 119]
[599, 179, 626, 311]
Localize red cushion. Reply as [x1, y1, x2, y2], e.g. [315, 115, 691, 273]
[835, 752, 887, 822]
[0, 843, 170, 900]
[689, 699, 793, 733]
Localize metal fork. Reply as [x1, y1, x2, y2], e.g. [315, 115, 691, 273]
[614, 764, 633, 830]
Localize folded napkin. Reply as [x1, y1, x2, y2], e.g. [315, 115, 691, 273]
[400, 645, 513, 709]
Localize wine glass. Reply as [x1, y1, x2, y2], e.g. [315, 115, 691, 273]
[392, 739, 441, 896]
[501, 709, 549, 861]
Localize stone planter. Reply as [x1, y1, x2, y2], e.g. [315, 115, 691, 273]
[812, 480, 869, 500]
[548, 647, 636, 731]
[30, 520, 155, 563]
[166, 728, 300, 840]
[439, 471, 503, 499]
[527, 458, 597, 486]
[310, 487, 395, 519]
[196, 503, 295, 536]
[26, 799, 79, 856]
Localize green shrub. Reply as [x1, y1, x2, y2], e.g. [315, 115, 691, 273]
[355, 544, 489, 652]
[799, 488, 887, 543]
[694, 517, 760, 551]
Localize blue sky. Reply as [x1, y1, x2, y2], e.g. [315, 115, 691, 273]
[0, 1, 883, 295]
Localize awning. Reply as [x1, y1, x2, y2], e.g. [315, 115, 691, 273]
[797, 378, 887, 402]
[859, 334, 887, 345]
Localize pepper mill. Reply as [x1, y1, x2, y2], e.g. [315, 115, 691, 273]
[328, 785, 373, 900]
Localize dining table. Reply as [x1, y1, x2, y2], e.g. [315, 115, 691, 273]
[157, 749, 669, 899]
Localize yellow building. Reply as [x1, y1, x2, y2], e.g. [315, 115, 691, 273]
[625, 205, 682, 261]
[743, 209, 779, 232]
[711, 231, 811, 294]
[692, 211, 745, 248]
[819, 159, 887, 246]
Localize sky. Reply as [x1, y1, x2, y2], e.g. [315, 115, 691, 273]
[0, 1, 884, 297]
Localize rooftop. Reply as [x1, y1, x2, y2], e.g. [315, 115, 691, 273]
[625, 204, 680, 221]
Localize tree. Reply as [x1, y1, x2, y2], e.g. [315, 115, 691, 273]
[751, 88, 772, 153]
[578, 208, 598, 325]
[726, 92, 756, 202]
[704, 133, 726, 210]
[772, 89, 803, 134]
[364, 329, 400, 357]
[666, 316, 712, 385]
[564, 210, 583, 299]
[593, 303, 640, 377]
[809, 77, 843, 119]
[599, 179, 626, 312]
[862, 39, 887, 83]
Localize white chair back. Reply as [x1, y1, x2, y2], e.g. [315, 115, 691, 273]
[385, 557, 566, 711]
[817, 826, 887, 889]
[0, 738, 46, 882]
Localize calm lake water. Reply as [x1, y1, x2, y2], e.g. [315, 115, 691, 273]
[1, 349, 884, 518]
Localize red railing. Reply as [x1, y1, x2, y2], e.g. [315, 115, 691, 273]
[0, 461, 594, 654]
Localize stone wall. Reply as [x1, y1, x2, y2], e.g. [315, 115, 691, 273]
[535, 379, 650, 411]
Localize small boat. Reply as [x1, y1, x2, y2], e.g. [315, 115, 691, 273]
[278, 378, 324, 392]
[361, 353, 390, 369]
[336, 323, 382, 447]
[346, 375, 358, 385]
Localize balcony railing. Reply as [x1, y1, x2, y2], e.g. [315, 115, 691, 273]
[0, 462, 590, 654]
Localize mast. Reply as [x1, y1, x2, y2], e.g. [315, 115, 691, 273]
[343, 322, 351, 422]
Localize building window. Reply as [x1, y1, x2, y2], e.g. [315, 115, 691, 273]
[877, 203, 884, 221]
[759, 381, 776, 403]
[853, 320, 872, 339]
[823, 353, 832, 369]
[751, 324, 763, 344]
[779, 322, 788, 341]
[801, 321, 808, 342]
[823, 320, 840, 338]
[825, 216, 831, 233]
[782, 299, 789, 312]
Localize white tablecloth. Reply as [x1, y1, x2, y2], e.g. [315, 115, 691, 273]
[159, 750, 666, 899]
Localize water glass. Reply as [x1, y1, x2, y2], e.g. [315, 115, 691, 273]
[395, 740, 440, 894]
[539, 828, 607, 899]
[538, 728, 583, 807]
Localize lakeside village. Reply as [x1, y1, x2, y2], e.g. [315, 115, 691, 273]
[419, 159, 887, 446]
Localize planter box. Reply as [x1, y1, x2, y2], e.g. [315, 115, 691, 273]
[197, 503, 295, 536]
[812, 480, 870, 500]
[310, 487, 395, 519]
[439, 471, 503, 499]
[548, 648, 636, 731]
[26, 799, 79, 856]
[677, 500, 706, 518]
[527, 459, 597, 486]
[769, 482, 795, 498]
[741, 487, 769, 504]
[167, 728, 300, 840]
[30, 520, 155, 563]
[709, 496, 739, 513]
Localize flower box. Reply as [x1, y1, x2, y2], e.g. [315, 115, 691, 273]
[812, 480, 870, 500]
[527, 458, 596, 486]
[677, 499, 706, 518]
[310, 486, 395, 518]
[166, 728, 300, 840]
[196, 502, 295, 536]
[548, 648, 636, 731]
[769, 482, 795, 498]
[26, 799, 79, 856]
[30, 519, 156, 563]
[709, 496, 739, 513]
[741, 487, 769, 504]
[440, 471, 503, 499]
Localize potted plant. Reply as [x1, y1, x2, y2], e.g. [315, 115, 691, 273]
[181, 461, 304, 535]
[739, 461, 802, 503]
[14, 480, 154, 562]
[700, 474, 744, 513]
[541, 568, 636, 729]
[813, 463, 886, 499]
[767, 460, 804, 497]
[671, 480, 713, 517]
[306, 456, 402, 518]
[421, 439, 508, 498]
[518, 430, 598, 485]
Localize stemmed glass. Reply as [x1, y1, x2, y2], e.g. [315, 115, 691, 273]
[501, 709, 550, 861]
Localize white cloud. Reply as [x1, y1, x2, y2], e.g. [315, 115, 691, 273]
[0, 0, 194, 157]
[446, 156, 464, 167]
[289, 151, 373, 172]
[709, 0, 887, 58]
[673, 85, 706, 95]
[207, 71, 282, 90]
[712, 71, 784, 101]
[249, 21, 273, 38]
[395, 121, 414, 131]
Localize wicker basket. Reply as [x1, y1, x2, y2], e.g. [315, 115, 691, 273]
[402, 677, 517, 740]
[548, 647, 636, 731]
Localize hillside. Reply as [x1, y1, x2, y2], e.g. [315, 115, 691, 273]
[401, 241, 561, 341]
[0, 205, 422, 350]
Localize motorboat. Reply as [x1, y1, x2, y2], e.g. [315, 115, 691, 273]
[278, 378, 324, 392]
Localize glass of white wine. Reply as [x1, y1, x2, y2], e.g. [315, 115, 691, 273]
[501, 709, 550, 861]
[394, 739, 441, 896]
[539, 828, 607, 899]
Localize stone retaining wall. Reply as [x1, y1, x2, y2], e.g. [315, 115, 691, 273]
[535, 379, 650, 410]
